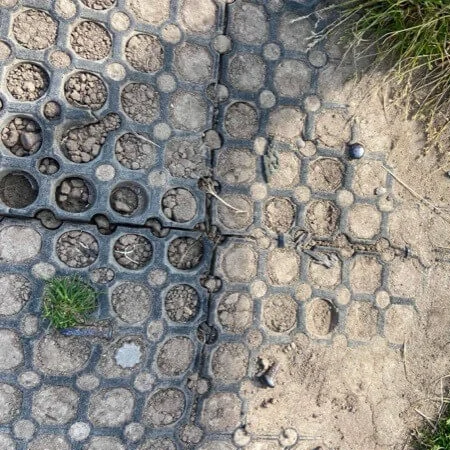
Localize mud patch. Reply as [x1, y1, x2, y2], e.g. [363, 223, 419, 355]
[268, 151, 300, 189]
[113, 234, 153, 270]
[0, 383, 21, 423]
[217, 292, 253, 334]
[121, 83, 160, 124]
[263, 294, 297, 332]
[110, 182, 147, 216]
[216, 148, 256, 184]
[268, 106, 304, 142]
[264, 197, 296, 233]
[167, 236, 204, 270]
[6, 63, 49, 101]
[139, 438, 176, 450]
[127, 0, 170, 26]
[305, 200, 340, 237]
[305, 298, 337, 337]
[33, 335, 91, 375]
[211, 342, 248, 383]
[345, 301, 378, 342]
[111, 282, 152, 324]
[349, 255, 382, 294]
[162, 188, 197, 223]
[156, 336, 194, 376]
[56, 177, 94, 212]
[64, 72, 107, 110]
[13, 9, 57, 50]
[164, 137, 209, 179]
[201, 393, 242, 434]
[115, 133, 157, 170]
[221, 243, 257, 282]
[217, 194, 253, 230]
[266, 249, 299, 285]
[88, 388, 134, 427]
[56, 230, 98, 268]
[315, 109, 351, 148]
[308, 257, 341, 289]
[90, 267, 114, 284]
[142, 388, 185, 427]
[70, 21, 111, 60]
[125, 34, 164, 72]
[0, 274, 30, 316]
[63, 113, 120, 163]
[81, 0, 115, 9]
[169, 91, 207, 131]
[228, 53, 265, 92]
[0, 171, 37, 208]
[225, 102, 258, 139]
[174, 42, 213, 83]
[164, 284, 199, 323]
[308, 158, 344, 193]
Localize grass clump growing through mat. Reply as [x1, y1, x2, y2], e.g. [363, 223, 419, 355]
[313, 0, 450, 147]
[42, 276, 98, 329]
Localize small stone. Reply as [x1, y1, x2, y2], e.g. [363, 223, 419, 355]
[69, 422, 91, 441]
[20, 132, 41, 151]
[348, 142, 365, 159]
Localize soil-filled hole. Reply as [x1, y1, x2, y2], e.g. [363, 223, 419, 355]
[56, 177, 94, 213]
[110, 182, 147, 216]
[0, 171, 38, 208]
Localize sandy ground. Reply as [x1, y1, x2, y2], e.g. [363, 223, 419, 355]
[1, 1, 450, 449]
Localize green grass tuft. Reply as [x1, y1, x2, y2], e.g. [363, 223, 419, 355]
[414, 406, 450, 449]
[42, 276, 98, 329]
[318, 0, 450, 147]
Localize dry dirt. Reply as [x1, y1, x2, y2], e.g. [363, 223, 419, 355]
[244, 69, 450, 449]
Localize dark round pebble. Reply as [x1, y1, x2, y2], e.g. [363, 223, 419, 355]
[348, 142, 365, 159]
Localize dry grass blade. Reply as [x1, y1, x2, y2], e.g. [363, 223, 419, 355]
[301, 0, 450, 150]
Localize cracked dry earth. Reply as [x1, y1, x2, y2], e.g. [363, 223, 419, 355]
[1, 0, 450, 449]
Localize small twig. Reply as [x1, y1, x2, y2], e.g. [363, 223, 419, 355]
[178, 235, 203, 267]
[402, 337, 410, 383]
[414, 408, 436, 430]
[201, 179, 246, 213]
[382, 165, 450, 225]
[129, 130, 161, 149]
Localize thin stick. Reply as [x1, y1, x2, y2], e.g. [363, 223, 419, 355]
[204, 187, 246, 213]
[402, 337, 410, 383]
[382, 165, 450, 225]
[87, 108, 161, 149]
[129, 130, 161, 149]
[414, 408, 436, 430]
